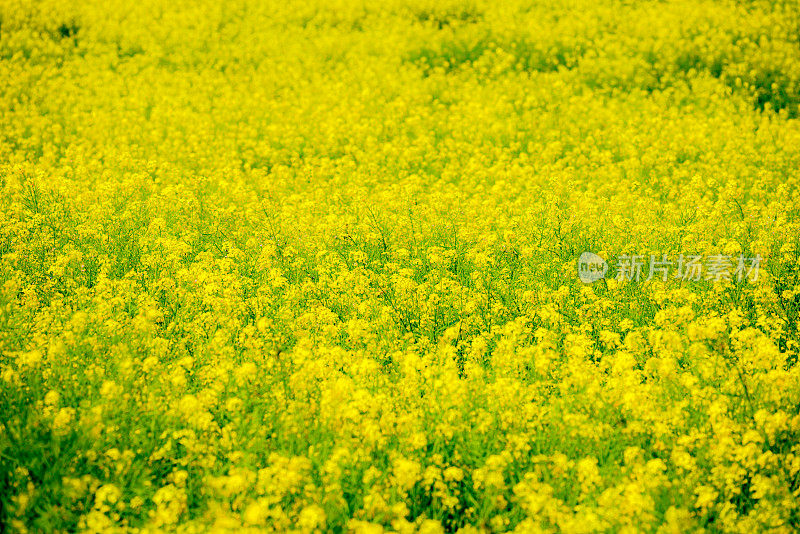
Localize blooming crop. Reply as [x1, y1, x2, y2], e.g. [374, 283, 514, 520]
[1, 0, 800, 532]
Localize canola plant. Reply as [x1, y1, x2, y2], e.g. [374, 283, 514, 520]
[1, 0, 800, 532]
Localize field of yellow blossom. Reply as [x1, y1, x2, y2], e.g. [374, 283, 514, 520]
[2, 0, 800, 532]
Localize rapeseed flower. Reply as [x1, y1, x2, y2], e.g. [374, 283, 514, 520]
[2, 0, 800, 531]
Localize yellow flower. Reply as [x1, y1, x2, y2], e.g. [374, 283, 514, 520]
[297, 504, 326, 530]
[392, 457, 422, 492]
[52, 408, 76, 434]
[17, 350, 42, 367]
[44, 390, 60, 406]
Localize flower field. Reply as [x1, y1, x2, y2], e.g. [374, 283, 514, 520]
[2, 0, 800, 531]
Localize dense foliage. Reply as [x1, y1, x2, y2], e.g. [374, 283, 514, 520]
[1, 0, 800, 532]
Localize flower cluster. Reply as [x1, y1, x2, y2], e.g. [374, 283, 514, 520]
[1, 0, 800, 532]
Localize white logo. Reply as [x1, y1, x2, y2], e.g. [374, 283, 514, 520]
[578, 252, 608, 284]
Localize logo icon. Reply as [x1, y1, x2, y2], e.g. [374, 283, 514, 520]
[578, 252, 608, 284]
